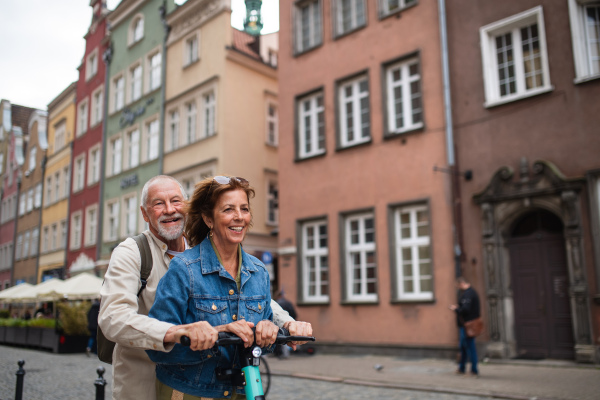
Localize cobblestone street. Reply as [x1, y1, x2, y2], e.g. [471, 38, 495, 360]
[0, 345, 494, 400]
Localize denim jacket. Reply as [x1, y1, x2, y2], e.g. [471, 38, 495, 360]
[146, 238, 273, 398]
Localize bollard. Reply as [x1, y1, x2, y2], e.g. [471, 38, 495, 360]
[95, 366, 106, 400]
[15, 360, 25, 400]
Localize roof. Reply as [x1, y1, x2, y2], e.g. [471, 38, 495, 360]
[11, 104, 36, 136]
[231, 28, 261, 61]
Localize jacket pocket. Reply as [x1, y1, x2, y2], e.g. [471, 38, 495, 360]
[245, 299, 266, 322]
[194, 299, 228, 326]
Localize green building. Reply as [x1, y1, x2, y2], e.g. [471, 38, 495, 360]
[99, 0, 175, 266]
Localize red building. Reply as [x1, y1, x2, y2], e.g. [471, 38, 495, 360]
[66, 0, 110, 277]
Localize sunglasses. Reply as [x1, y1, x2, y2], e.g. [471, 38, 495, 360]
[213, 176, 249, 186]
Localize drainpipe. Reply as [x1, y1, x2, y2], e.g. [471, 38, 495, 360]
[438, 0, 462, 278]
[158, 1, 171, 175]
[97, 43, 113, 266]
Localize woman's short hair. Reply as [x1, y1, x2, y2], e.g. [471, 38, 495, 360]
[185, 176, 255, 247]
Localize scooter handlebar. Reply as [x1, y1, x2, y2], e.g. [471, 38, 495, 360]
[179, 327, 315, 347]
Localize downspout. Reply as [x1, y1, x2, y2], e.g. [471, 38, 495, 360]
[158, 1, 171, 175]
[97, 43, 113, 266]
[438, 0, 462, 278]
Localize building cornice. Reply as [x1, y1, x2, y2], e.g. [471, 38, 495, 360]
[225, 47, 277, 79]
[167, 0, 231, 45]
[47, 82, 77, 114]
[108, 0, 146, 28]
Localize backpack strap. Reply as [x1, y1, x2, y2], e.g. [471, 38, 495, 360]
[132, 233, 153, 297]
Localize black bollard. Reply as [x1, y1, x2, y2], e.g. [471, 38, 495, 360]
[15, 360, 25, 400]
[95, 366, 106, 400]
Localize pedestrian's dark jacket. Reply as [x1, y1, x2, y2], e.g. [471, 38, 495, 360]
[276, 297, 297, 320]
[455, 287, 480, 326]
[87, 300, 100, 332]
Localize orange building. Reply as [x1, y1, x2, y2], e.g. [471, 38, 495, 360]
[278, 1, 458, 355]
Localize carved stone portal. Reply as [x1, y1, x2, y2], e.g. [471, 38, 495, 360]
[473, 159, 596, 363]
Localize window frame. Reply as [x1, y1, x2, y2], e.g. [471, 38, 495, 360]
[333, 0, 367, 39]
[143, 118, 159, 162]
[378, 0, 417, 19]
[77, 97, 89, 137]
[129, 62, 143, 103]
[184, 33, 200, 67]
[129, 14, 144, 46]
[296, 88, 326, 160]
[107, 134, 123, 177]
[202, 90, 216, 139]
[480, 6, 553, 108]
[568, 0, 600, 82]
[90, 86, 104, 128]
[147, 51, 162, 93]
[73, 153, 86, 193]
[112, 73, 125, 113]
[122, 193, 138, 238]
[294, 0, 323, 55]
[105, 198, 120, 242]
[340, 209, 378, 303]
[70, 211, 83, 251]
[125, 127, 140, 170]
[298, 217, 330, 304]
[86, 48, 99, 81]
[167, 109, 180, 152]
[266, 179, 278, 226]
[185, 101, 197, 145]
[84, 204, 98, 247]
[336, 72, 371, 149]
[88, 144, 101, 186]
[266, 100, 278, 146]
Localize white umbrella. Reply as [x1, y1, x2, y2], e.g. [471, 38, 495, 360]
[0, 282, 34, 302]
[50, 273, 103, 300]
[31, 278, 67, 301]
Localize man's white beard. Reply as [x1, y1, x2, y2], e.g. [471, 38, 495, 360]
[155, 214, 185, 241]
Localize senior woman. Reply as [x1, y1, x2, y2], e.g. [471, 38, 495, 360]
[147, 176, 279, 400]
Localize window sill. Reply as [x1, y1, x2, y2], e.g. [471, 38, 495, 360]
[297, 300, 330, 307]
[265, 142, 278, 149]
[333, 24, 367, 41]
[574, 74, 600, 84]
[293, 43, 323, 58]
[295, 150, 326, 163]
[391, 297, 434, 305]
[384, 124, 424, 140]
[183, 58, 200, 70]
[336, 137, 372, 152]
[341, 298, 379, 306]
[484, 85, 554, 108]
[379, 2, 418, 21]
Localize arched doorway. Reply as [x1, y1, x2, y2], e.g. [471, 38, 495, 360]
[508, 210, 575, 359]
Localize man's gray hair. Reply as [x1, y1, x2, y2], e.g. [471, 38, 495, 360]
[140, 175, 189, 210]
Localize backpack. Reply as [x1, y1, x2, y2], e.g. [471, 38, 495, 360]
[97, 233, 153, 364]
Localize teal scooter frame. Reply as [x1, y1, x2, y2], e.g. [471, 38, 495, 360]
[181, 328, 315, 400]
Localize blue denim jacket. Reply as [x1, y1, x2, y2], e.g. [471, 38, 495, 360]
[146, 238, 273, 398]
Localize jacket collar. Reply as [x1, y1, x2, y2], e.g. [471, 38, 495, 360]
[198, 238, 259, 278]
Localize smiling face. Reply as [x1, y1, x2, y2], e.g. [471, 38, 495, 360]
[203, 189, 251, 250]
[141, 178, 186, 244]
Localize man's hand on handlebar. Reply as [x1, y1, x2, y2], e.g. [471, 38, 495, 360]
[164, 321, 218, 351]
[255, 320, 278, 348]
[283, 321, 313, 350]
[218, 320, 256, 348]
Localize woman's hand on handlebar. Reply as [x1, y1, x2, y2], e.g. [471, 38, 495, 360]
[283, 321, 313, 350]
[255, 320, 278, 348]
[165, 321, 218, 351]
[218, 320, 255, 348]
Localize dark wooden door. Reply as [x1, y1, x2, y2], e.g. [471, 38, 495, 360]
[508, 211, 574, 360]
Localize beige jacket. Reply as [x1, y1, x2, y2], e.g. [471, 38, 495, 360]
[98, 230, 292, 400]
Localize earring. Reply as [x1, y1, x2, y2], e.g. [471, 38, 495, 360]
[209, 227, 213, 238]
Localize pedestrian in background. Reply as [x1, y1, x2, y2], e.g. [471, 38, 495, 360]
[450, 276, 480, 377]
[86, 298, 100, 356]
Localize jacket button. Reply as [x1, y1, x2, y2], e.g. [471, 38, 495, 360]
[258, 304, 262, 311]
[229, 289, 234, 295]
[224, 391, 229, 396]
[232, 314, 237, 320]
[212, 304, 217, 310]
[129, 341, 133, 345]
[153, 344, 157, 349]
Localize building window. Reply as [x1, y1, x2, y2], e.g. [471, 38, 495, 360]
[28, 146, 37, 172]
[480, 6, 552, 107]
[45, 176, 52, 206]
[203, 92, 216, 138]
[109, 136, 122, 176]
[85, 205, 98, 247]
[77, 98, 89, 137]
[130, 64, 142, 102]
[379, 0, 416, 18]
[19, 194, 25, 216]
[334, 0, 367, 37]
[294, 0, 322, 54]
[385, 57, 423, 135]
[86, 50, 98, 80]
[123, 194, 137, 237]
[267, 180, 278, 225]
[568, 0, 600, 81]
[393, 204, 432, 300]
[149, 52, 161, 92]
[105, 200, 119, 241]
[34, 183, 42, 208]
[130, 15, 144, 44]
[338, 75, 370, 148]
[54, 171, 60, 202]
[113, 75, 125, 112]
[63, 166, 70, 198]
[126, 129, 140, 169]
[70, 212, 82, 250]
[73, 154, 86, 193]
[344, 212, 377, 302]
[184, 34, 199, 66]
[54, 120, 66, 151]
[146, 119, 159, 161]
[31, 228, 39, 257]
[22, 231, 30, 259]
[297, 91, 325, 159]
[60, 220, 67, 249]
[0, 153, 3, 175]
[185, 102, 196, 145]
[301, 220, 329, 303]
[88, 145, 101, 185]
[42, 227, 49, 253]
[168, 110, 179, 151]
[15, 234, 22, 261]
[51, 223, 58, 251]
[266, 102, 278, 146]
[26, 188, 33, 213]
[91, 88, 103, 127]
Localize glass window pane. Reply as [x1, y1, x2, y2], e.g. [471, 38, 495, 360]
[420, 278, 432, 292]
[403, 279, 414, 293]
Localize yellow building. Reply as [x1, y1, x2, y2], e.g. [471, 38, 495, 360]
[38, 83, 76, 282]
[164, 0, 280, 282]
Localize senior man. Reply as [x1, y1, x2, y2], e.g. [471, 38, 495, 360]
[99, 175, 312, 399]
